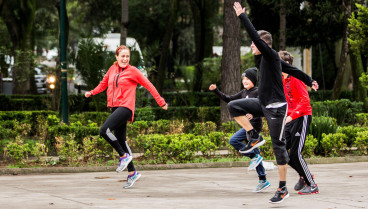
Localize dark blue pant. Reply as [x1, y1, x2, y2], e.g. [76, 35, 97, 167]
[229, 128, 266, 179]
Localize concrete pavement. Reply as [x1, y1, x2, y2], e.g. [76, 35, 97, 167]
[1, 162, 368, 209]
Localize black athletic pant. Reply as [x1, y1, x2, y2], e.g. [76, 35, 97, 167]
[285, 115, 315, 187]
[100, 107, 135, 172]
[227, 98, 289, 165]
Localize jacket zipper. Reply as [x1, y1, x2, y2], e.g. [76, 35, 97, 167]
[112, 67, 124, 106]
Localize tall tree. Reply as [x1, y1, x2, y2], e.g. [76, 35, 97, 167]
[220, 0, 241, 123]
[0, 0, 37, 94]
[156, 0, 178, 94]
[279, 0, 286, 50]
[120, 0, 128, 45]
[331, 0, 351, 99]
[190, 0, 219, 91]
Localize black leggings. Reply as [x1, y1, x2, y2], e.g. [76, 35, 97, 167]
[100, 107, 135, 172]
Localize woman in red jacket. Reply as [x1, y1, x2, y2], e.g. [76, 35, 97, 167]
[85, 45, 168, 188]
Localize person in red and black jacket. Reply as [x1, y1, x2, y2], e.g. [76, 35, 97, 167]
[279, 51, 319, 195]
[85, 45, 168, 189]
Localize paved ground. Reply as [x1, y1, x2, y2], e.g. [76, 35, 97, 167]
[1, 162, 367, 209]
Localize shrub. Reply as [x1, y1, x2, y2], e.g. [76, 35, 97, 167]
[221, 121, 241, 134]
[312, 99, 364, 125]
[354, 131, 368, 155]
[309, 116, 337, 154]
[356, 113, 368, 126]
[337, 126, 368, 147]
[303, 135, 318, 158]
[320, 133, 347, 157]
[193, 121, 217, 135]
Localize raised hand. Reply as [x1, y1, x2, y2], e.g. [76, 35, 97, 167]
[85, 91, 92, 98]
[233, 2, 245, 16]
[209, 84, 217, 91]
[311, 81, 319, 91]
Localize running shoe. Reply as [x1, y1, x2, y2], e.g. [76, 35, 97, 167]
[116, 153, 133, 173]
[248, 154, 263, 171]
[123, 171, 142, 189]
[253, 180, 270, 193]
[269, 186, 289, 204]
[239, 135, 265, 154]
[298, 184, 319, 195]
[294, 176, 306, 191]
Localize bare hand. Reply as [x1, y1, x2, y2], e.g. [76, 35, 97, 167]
[311, 81, 319, 91]
[162, 104, 168, 110]
[85, 91, 92, 98]
[246, 113, 253, 120]
[209, 84, 217, 91]
[285, 116, 293, 124]
[233, 2, 245, 16]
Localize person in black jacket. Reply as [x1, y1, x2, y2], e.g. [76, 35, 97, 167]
[232, 2, 319, 204]
[209, 67, 270, 193]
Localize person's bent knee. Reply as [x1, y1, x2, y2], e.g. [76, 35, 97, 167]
[100, 126, 108, 137]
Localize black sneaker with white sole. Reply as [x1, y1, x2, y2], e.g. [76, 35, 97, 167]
[269, 186, 289, 204]
[239, 135, 265, 154]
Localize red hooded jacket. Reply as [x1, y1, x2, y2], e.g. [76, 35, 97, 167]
[90, 63, 166, 121]
[283, 75, 312, 120]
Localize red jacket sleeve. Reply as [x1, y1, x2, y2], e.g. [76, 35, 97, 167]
[90, 68, 110, 95]
[134, 68, 166, 107]
[289, 78, 310, 120]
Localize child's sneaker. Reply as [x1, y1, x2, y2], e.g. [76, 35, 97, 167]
[123, 171, 141, 189]
[253, 180, 270, 192]
[239, 135, 265, 154]
[248, 154, 263, 171]
[269, 186, 289, 204]
[298, 184, 319, 195]
[116, 154, 133, 173]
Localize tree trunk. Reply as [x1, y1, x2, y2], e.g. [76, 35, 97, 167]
[279, 0, 286, 51]
[0, 0, 36, 94]
[350, 50, 368, 109]
[120, 0, 128, 45]
[331, 0, 351, 100]
[191, 0, 218, 92]
[156, 0, 178, 94]
[221, 0, 241, 123]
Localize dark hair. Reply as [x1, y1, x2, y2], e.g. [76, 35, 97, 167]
[257, 30, 272, 46]
[278, 50, 294, 65]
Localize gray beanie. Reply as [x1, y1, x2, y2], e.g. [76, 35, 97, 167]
[241, 67, 258, 85]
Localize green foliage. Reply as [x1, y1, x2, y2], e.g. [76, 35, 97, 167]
[56, 134, 81, 166]
[302, 135, 318, 158]
[221, 121, 241, 134]
[337, 126, 368, 147]
[356, 113, 368, 126]
[309, 116, 337, 154]
[193, 121, 217, 135]
[348, 3, 368, 56]
[201, 57, 222, 91]
[359, 72, 368, 90]
[312, 99, 364, 125]
[74, 38, 111, 90]
[260, 136, 275, 160]
[354, 131, 368, 155]
[135, 107, 156, 121]
[31, 142, 48, 162]
[82, 136, 114, 165]
[4, 137, 31, 164]
[321, 133, 347, 157]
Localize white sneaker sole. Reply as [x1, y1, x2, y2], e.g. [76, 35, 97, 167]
[269, 193, 289, 204]
[248, 156, 263, 171]
[253, 183, 270, 193]
[116, 156, 133, 173]
[123, 173, 141, 189]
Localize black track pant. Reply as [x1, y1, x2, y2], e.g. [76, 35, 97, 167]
[285, 115, 315, 187]
[100, 107, 135, 172]
[227, 98, 289, 165]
